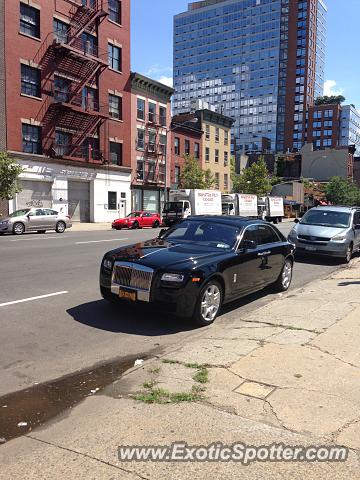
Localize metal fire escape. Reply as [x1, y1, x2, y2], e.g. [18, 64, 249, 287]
[34, 0, 109, 162]
[143, 112, 167, 184]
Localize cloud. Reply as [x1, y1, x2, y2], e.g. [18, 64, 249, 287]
[144, 64, 173, 76]
[157, 76, 173, 87]
[323, 80, 344, 96]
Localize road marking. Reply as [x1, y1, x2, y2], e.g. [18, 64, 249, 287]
[76, 238, 128, 245]
[0, 291, 68, 307]
[10, 236, 64, 242]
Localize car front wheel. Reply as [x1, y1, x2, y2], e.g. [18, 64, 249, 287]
[273, 258, 293, 292]
[343, 243, 353, 264]
[56, 221, 66, 233]
[13, 222, 25, 235]
[193, 280, 223, 327]
[152, 220, 160, 228]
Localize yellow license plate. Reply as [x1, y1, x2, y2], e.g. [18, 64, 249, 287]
[119, 289, 137, 301]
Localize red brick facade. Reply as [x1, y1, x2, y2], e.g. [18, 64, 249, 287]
[307, 104, 341, 149]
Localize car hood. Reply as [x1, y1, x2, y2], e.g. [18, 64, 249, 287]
[295, 223, 348, 238]
[108, 239, 231, 270]
[0, 216, 15, 222]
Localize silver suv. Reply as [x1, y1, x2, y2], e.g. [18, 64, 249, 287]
[0, 208, 72, 235]
[288, 206, 360, 263]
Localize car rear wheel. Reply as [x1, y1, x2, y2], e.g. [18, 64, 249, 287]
[13, 222, 25, 235]
[152, 220, 160, 228]
[343, 243, 353, 264]
[132, 221, 139, 229]
[273, 258, 293, 292]
[193, 280, 223, 327]
[56, 221, 66, 233]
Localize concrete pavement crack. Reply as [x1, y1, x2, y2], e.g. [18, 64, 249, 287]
[331, 417, 360, 444]
[307, 344, 360, 370]
[26, 435, 151, 480]
[237, 318, 320, 334]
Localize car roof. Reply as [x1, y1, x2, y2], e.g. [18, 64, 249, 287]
[187, 215, 265, 228]
[311, 206, 358, 213]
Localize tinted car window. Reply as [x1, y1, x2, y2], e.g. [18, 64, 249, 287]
[353, 212, 360, 225]
[301, 210, 350, 228]
[35, 209, 46, 216]
[46, 209, 58, 215]
[9, 209, 30, 217]
[242, 225, 258, 243]
[242, 224, 280, 245]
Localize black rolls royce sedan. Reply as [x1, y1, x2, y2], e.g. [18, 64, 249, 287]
[100, 216, 295, 326]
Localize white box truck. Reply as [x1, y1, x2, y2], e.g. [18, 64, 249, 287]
[258, 196, 284, 223]
[162, 189, 222, 226]
[222, 193, 258, 217]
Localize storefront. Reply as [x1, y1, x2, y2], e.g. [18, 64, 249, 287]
[131, 187, 165, 214]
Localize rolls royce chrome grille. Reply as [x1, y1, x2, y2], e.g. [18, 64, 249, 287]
[112, 262, 153, 291]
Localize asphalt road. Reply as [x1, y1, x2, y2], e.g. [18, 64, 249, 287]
[0, 222, 343, 397]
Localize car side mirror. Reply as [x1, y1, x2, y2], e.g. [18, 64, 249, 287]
[294, 218, 300, 223]
[241, 239, 257, 251]
[27, 212, 34, 217]
[158, 228, 168, 238]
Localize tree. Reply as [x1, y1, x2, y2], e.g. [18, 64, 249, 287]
[0, 152, 23, 200]
[325, 176, 360, 206]
[315, 95, 345, 106]
[232, 156, 271, 196]
[179, 155, 215, 189]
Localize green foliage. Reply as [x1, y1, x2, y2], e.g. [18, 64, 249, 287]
[0, 152, 23, 200]
[325, 177, 360, 206]
[179, 155, 215, 189]
[275, 156, 286, 177]
[232, 156, 271, 196]
[315, 95, 345, 106]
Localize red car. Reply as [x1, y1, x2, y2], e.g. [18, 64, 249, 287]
[112, 211, 162, 230]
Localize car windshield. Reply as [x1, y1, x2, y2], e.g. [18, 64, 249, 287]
[300, 210, 350, 228]
[163, 202, 183, 213]
[162, 220, 239, 250]
[127, 212, 141, 218]
[9, 209, 30, 217]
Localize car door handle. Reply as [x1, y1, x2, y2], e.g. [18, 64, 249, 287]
[258, 251, 271, 256]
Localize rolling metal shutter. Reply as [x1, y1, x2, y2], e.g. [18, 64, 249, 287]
[17, 180, 52, 209]
[68, 181, 90, 222]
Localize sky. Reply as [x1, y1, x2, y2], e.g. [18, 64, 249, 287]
[131, 0, 360, 108]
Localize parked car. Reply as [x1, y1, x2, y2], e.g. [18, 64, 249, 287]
[100, 216, 295, 326]
[0, 208, 72, 235]
[288, 206, 360, 263]
[112, 211, 162, 230]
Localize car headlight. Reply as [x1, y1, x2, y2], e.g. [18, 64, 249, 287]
[331, 234, 347, 242]
[161, 273, 185, 283]
[102, 258, 113, 270]
[288, 229, 297, 240]
[0, 220, 8, 225]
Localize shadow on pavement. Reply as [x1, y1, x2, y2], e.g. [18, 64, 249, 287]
[338, 281, 360, 286]
[294, 253, 343, 266]
[67, 300, 197, 335]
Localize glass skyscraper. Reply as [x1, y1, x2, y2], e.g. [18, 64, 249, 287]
[173, 0, 327, 155]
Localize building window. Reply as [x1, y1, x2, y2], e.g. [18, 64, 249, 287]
[224, 151, 228, 166]
[20, 3, 40, 38]
[324, 120, 333, 127]
[82, 32, 97, 56]
[215, 128, 219, 143]
[108, 44, 122, 71]
[323, 139, 332, 147]
[215, 149, 219, 163]
[137, 160, 144, 181]
[159, 106, 167, 126]
[159, 135, 166, 155]
[137, 98, 145, 120]
[214, 173, 219, 188]
[174, 137, 180, 156]
[313, 111, 322, 119]
[224, 173, 228, 190]
[324, 130, 333, 137]
[205, 124, 210, 140]
[194, 142, 200, 159]
[313, 131, 321, 137]
[148, 102, 156, 123]
[82, 86, 97, 110]
[109, 94, 122, 119]
[54, 130, 71, 156]
[136, 129, 145, 150]
[21, 65, 41, 98]
[205, 147, 210, 162]
[224, 130, 229, 145]
[313, 122, 322, 129]
[108, 191, 117, 210]
[53, 18, 68, 43]
[54, 76, 70, 102]
[174, 166, 180, 185]
[108, 0, 121, 23]
[110, 142, 122, 165]
[22, 124, 41, 154]
[314, 140, 321, 148]
[148, 131, 156, 152]
[147, 161, 155, 181]
[324, 110, 334, 118]
[185, 139, 190, 155]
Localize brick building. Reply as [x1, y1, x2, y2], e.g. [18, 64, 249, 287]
[130, 73, 173, 212]
[0, 0, 131, 222]
[307, 104, 342, 150]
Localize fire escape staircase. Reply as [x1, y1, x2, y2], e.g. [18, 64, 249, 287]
[34, 0, 109, 162]
[144, 115, 166, 184]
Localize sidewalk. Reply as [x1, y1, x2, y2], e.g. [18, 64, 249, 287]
[1, 260, 360, 478]
[70, 222, 112, 232]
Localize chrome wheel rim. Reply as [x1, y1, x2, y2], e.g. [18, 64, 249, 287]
[201, 284, 221, 322]
[57, 222, 65, 232]
[346, 246, 352, 262]
[282, 260, 292, 289]
[14, 223, 24, 234]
